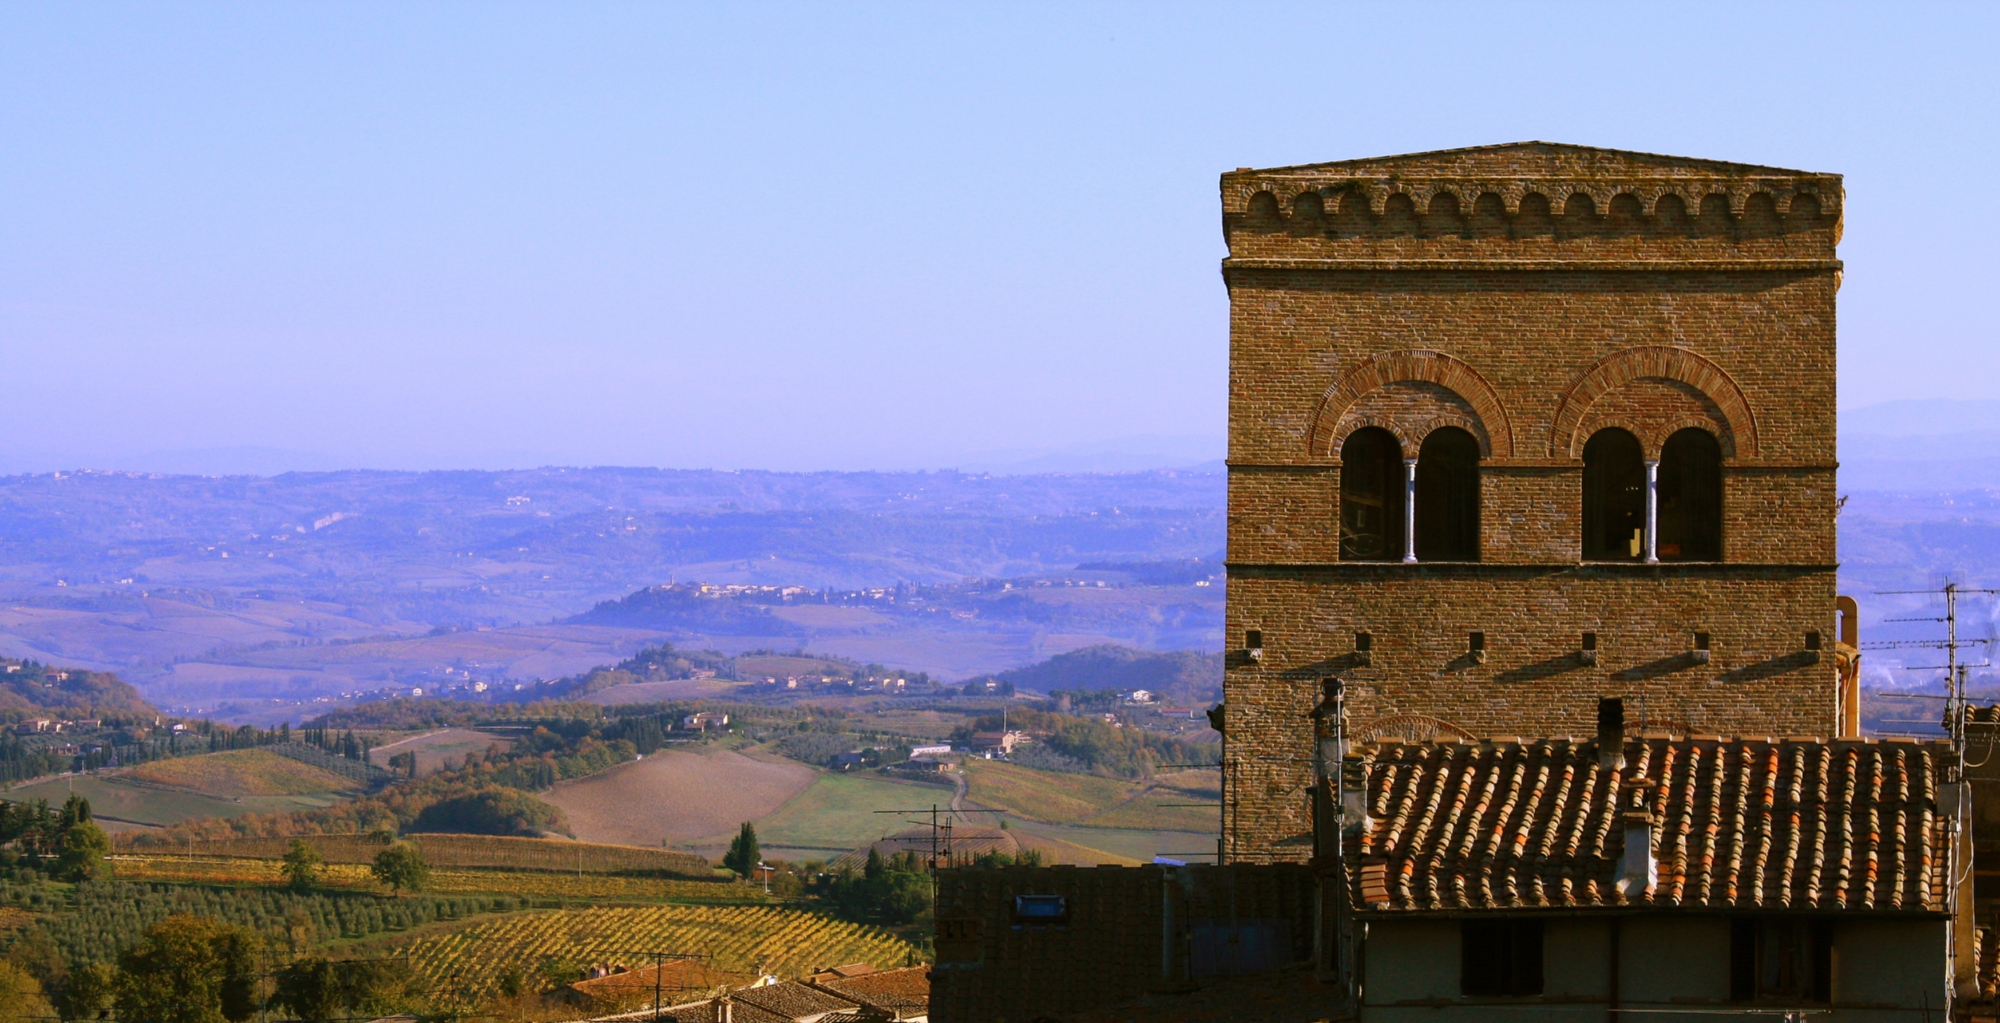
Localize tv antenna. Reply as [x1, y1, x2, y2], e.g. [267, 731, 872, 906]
[1870, 581, 2000, 766]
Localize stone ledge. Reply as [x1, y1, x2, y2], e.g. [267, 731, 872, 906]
[1222, 257, 1842, 272]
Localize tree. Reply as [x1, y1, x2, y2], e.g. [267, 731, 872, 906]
[722, 821, 760, 879]
[54, 821, 111, 882]
[0, 961, 56, 1021]
[59, 961, 116, 1021]
[281, 838, 323, 891]
[113, 915, 257, 1023]
[371, 841, 428, 894]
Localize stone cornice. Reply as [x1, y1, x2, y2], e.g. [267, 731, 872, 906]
[1222, 257, 1842, 273]
[1219, 175, 1843, 218]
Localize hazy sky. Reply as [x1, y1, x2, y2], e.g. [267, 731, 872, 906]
[3, 4, 1994, 473]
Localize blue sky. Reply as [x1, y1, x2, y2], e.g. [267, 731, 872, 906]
[2, 3, 1994, 473]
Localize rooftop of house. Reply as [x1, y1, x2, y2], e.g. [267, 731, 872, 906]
[731, 979, 859, 1022]
[810, 964, 930, 1016]
[566, 959, 752, 1003]
[1350, 733, 1954, 915]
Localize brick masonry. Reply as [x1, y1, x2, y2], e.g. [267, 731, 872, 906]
[1222, 143, 1843, 863]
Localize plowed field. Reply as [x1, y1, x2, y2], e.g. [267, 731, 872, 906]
[543, 748, 816, 848]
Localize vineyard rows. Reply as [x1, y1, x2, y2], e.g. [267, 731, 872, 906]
[0, 880, 524, 964]
[399, 905, 922, 1003]
[114, 832, 712, 877]
[109, 856, 766, 905]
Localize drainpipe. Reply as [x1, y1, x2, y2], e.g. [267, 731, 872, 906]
[1643, 460, 1660, 564]
[1402, 459, 1418, 564]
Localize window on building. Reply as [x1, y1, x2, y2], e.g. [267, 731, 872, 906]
[1415, 427, 1480, 561]
[1461, 919, 1543, 997]
[1340, 428, 1403, 561]
[1730, 919, 1833, 1003]
[1582, 428, 1646, 560]
[1658, 427, 1723, 561]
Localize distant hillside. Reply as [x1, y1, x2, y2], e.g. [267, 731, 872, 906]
[987, 645, 1222, 704]
[0, 658, 157, 720]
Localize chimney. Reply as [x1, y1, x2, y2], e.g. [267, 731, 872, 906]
[1616, 777, 1657, 899]
[1596, 697, 1625, 771]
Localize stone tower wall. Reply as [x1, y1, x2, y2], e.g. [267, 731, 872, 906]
[1221, 143, 1842, 862]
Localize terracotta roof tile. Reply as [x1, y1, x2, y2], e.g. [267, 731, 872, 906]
[813, 965, 929, 1016]
[1349, 736, 1953, 913]
[732, 980, 859, 1021]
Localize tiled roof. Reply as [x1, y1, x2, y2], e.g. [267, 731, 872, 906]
[1351, 735, 1954, 913]
[569, 960, 750, 1002]
[732, 980, 858, 1021]
[814, 965, 929, 1015]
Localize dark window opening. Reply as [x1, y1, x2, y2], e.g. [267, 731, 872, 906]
[1461, 919, 1543, 997]
[1582, 428, 1645, 561]
[1730, 919, 1833, 1003]
[1658, 428, 1723, 561]
[1581, 632, 1598, 652]
[1340, 428, 1404, 561]
[1354, 631, 1372, 652]
[1415, 427, 1480, 561]
[1694, 632, 1711, 652]
[1468, 632, 1485, 652]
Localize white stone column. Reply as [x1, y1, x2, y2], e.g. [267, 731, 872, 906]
[1644, 460, 1660, 564]
[1403, 458, 1418, 564]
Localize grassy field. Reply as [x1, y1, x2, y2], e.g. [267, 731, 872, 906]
[367, 729, 513, 776]
[5, 774, 341, 825]
[123, 748, 364, 797]
[115, 833, 715, 877]
[400, 904, 921, 1004]
[751, 772, 955, 859]
[955, 759, 1133, 823]
[1084, 769, 1220, 832]
[1007, 820, 1217, 865]
[106, 856, 762, 904]
[957, 760, 1220, 833]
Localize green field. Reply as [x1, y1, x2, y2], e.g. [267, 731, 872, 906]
[749, 772, 955, 858]
[957, 759, 1133, 823]
[1008, 819, 1218, 865]
[4, 774, 344, 826]
[124, 748, 362, 797]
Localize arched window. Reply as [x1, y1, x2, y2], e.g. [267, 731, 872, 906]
[1582, 428, 1646, 561]
[1658, 428, 1723, 561]
[1415, 427, 1479, 561]
[1339, 428, 1403, 561]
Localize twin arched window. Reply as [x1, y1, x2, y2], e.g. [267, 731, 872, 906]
[1339, 426, 1480, 562]
[1582, 427, 1722, 562]
[1341, 423, 1722, 563]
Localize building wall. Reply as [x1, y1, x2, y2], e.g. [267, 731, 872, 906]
[1221, 145, 1842, 862]
[930, 863, 1315, 1023]
[1833, 918, 1950, 1014]
[1358, 914, 1948, 1023]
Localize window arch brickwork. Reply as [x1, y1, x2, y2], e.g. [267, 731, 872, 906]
[1309, 350, 1513, 460]
[1549, 346, 1758, 460]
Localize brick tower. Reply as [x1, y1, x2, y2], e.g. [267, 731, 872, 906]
[1220, 143, 1846, 861]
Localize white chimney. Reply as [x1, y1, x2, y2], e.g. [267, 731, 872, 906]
[1617, 777, 1656, 898]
